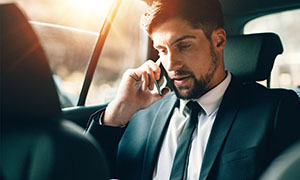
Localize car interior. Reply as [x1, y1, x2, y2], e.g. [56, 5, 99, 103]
[1, 4, 109, 180]
[1, 0, 299, 179]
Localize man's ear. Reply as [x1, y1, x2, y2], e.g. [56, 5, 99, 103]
[212, 28, 226, 50]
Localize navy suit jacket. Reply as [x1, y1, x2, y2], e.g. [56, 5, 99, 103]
[88, 77, 300, 180]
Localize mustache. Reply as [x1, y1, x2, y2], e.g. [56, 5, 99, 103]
[170, 70, 194, 78]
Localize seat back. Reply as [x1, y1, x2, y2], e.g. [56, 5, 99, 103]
[1, 3, 109, 180]
[1, 3, 61, 121]
[259, 141, 300, 180]
[224, 33, 283, 83]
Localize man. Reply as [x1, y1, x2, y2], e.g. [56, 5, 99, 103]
[87, 0, 300, 179]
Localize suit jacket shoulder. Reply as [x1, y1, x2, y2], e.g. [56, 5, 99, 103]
[206, 77, 300, 180]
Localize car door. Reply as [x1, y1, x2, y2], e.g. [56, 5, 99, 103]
[62, 0, 149, 128]
[8, 0, 149, 128]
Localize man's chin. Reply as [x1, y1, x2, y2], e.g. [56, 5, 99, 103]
[172, 77, 206, 99]
[174, 82, 208, 100]
[174, 86, 194, 100]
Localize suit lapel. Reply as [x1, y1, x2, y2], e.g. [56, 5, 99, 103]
[199, 77, 244, 180]
[142, 94, 178, 180]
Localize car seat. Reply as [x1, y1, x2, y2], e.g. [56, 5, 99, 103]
[0, 3, 109, 180]
[224, 33, 283, 85]
[259, 141, 300, 180]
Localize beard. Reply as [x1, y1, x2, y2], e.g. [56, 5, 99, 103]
[172, 44, 219, 100]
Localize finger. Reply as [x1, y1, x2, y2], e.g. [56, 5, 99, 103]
[146, 67, 156, 90]
[143, 60, 162, 80]
[145, 60, 160, 70]
[161, 87, 171, 97]
[155, 58, 161, 66]
[152, 87, 170, 101]
[149, 62, 161, 80]
[141, 71, 149, 91]
[155, 58, 162, 80]
[127, 69, 139, 81]
[144, 60, 161, 80]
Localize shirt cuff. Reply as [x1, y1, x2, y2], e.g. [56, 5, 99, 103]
[88, 108, 127, 128]
[98, 111, 105, 125]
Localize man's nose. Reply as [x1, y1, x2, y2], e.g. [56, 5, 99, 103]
[165, 52, 184, 71]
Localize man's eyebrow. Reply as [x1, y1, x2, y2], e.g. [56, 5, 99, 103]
[153, 35, 196, 49]
[171, 35, 196, 46]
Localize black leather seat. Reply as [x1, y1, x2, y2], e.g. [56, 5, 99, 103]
[224, 33, 283, 83]
[224, 33, 300, 179]
[259, 141, 300, 180]
[1, 3, 109, 180]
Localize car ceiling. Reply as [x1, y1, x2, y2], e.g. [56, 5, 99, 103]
[221, 0, 300, 34]
[140, 0, 300, 35]
[221, 0, 300, 16]
[141, 0, 300, 15]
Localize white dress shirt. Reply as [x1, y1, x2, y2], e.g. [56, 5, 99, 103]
[153, 72, 231, 180]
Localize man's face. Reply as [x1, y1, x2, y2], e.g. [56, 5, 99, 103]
[151, 17, 224, 99]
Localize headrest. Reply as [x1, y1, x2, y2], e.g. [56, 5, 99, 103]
[1, 3, 61, 120]
[224, 33, 283, 82]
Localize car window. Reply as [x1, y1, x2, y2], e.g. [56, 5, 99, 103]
[85, 0, 148, 106]
[3, 0, 114, 107]
[244, 9, 300, 93]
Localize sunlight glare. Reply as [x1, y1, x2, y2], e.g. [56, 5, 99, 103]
[74, 0, 114, 13]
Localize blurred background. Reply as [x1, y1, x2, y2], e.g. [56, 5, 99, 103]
[244, 9, 300, 91]
[1, 0, 148, 107]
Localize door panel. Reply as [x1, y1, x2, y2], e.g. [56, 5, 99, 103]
[62, 104, 107, 129]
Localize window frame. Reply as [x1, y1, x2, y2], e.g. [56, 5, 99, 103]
[77, 0, 123, 106]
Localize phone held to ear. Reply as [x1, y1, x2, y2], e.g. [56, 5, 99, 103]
[154, 59, 168, 95]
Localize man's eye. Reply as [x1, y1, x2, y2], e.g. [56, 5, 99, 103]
[178, 44, 191, 51]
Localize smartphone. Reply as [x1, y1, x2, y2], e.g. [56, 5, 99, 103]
[154, 59, 168, 95]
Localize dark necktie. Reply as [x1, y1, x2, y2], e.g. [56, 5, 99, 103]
[169, 101, 202, 180]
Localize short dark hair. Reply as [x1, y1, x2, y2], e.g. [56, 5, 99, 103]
[141, 0, 224, 40]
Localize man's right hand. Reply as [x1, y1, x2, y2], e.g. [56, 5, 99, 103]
[102, 60, 170, 127]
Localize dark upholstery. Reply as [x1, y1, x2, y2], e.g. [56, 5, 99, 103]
[1, 3, 109, 180]
[259, 141, 300, 180]
[1, 3, 61, 120]
[224, 33, 283, 82]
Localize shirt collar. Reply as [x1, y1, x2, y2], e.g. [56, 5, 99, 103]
[179, 72, 232, 116]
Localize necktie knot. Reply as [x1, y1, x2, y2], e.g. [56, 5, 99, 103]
[186, 101, 202, 124]
[186, 101, 202, 114]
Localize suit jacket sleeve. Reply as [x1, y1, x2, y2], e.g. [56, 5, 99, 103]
[86, 108, 126, 175]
